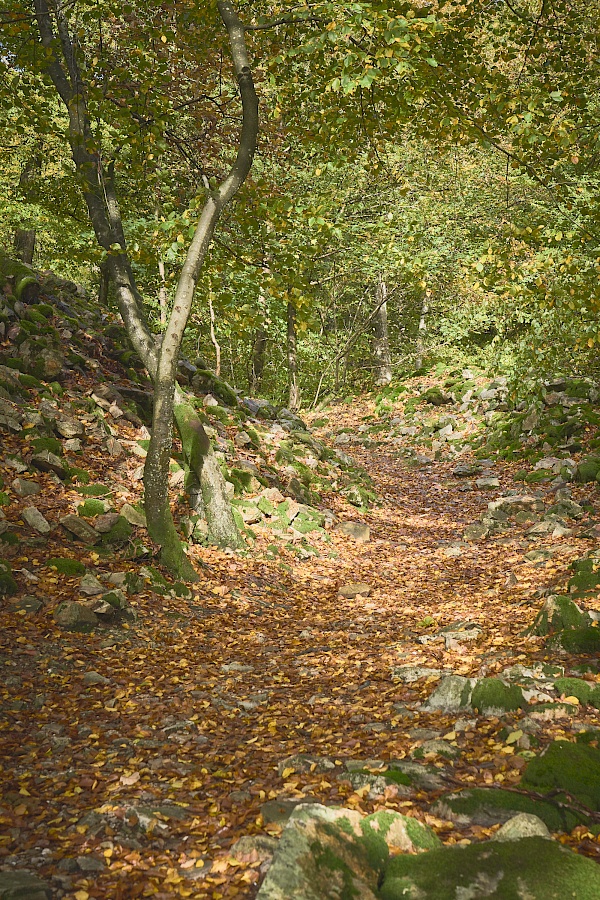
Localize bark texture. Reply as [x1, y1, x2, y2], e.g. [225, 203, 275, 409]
[373, 275, 392, 385]
[287, 301, 300, 410]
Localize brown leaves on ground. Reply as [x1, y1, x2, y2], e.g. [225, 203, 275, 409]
[2, 394, 600, 899]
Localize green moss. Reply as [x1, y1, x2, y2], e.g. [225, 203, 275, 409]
[101, 517, 132, 545]
[309, 840, 362, 900]
[530, 595, 590, 636]
[568, 557, 600, 594]
[192, 369, 238, 407]
[436, 786, 588, 831]
[31, 436, 62, 456]
[381, 769, 412, 787]
[77, 499, 109, 517]
[4, 358, 27, 373]
[0, 559, 17, 596]
[380, 836, 600, 900]
[521, 739, 600, 811]
[69, 467, 90, 484]
[525, 470, 553, 483]
[23, 307, 48, 325]
[0, 492, 9, 507]
[576, 455, 600, 483]
[18, 373, 43, 390]
[46, 557, 86, 576]
[471, 677, 526, 713]
[420, 387, 450, 406]
[558, 626, 600, 654]
[589, 687, 600, 710]
[75, 483, 112, 497]
[553, 677, 593, 703]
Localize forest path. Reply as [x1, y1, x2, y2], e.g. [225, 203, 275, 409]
[3, 396, 599, 900]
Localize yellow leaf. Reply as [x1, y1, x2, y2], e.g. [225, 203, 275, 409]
[506, 730, 523, 745]
[16, 637, 27, 644]
[443, 731, 456, 741]
[19, 788, 31, 796]
[161, 34, 167, 42]
[75, 892, 89, 900]
[14, 804, 27, 816]
[120, 771, 140, 786]
[564, 696, 580, 705]
[281, 767, 295, 779]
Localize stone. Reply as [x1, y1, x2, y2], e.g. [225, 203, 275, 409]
[11, 477, 41, 497]
[54, 601, 98, 631]
[278, 755, 336, 776]
[434, 787, 588, 832]
[412, 739, 461, 760]
[463, 523, 489, 541]
[120, 503, 147, 527]
[94, 512, 122, 533]
[106, 436, 124, 457]
[231, 834, 278, 867]
[425, 675, 475, 713]
[76, 855, 105, 872]
[80, 574, 105, 596]
[256, 803, 440, 900]
[221, 662, 254, 674]
[393, 665, 444, 683]
[60, 514, 99, 543]
[528, 594, 591, 637]
[476, 476, 500, 489]
[22, 505, 51, 535]
[521, 739, 600, 811]
[260, 798, 310, 826]
[82, 671, 111, 685]
[0, 870, 51, 899]
[12, 595, 43, 615]
[203, 393, 219, 407]
[379, 836, 600, 899]
[338, 582, 371, 599]
[471, 677, 526, 714]
[335, 521, 370, 542]
[64, 438, 82, 452]
[493, 813, 551, 842]
[31, 450, 66, 478]
[55, 416, 84, 438]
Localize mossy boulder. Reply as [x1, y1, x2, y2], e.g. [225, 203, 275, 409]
[553, 677, 593, 703]
[77, 498, 110, 517]
[521, 740, 600, 811]
[568, 557, 600, 595]
[46, 557, 86, 576]
[379, 836, 600, 900]
[557, 626, 600, 654]
[100, 516, 132, 545]
[191, 369, 237, 407]
[575, 455, 600, 483]
[528, 595, 591, 637]
[470, 677, 526, 714]
[420, 387, 451, 406]
[31, 435, 62, 456]
[434, 787, 588, 833]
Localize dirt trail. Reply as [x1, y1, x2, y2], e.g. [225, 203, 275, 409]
[2, 399, 600, 899]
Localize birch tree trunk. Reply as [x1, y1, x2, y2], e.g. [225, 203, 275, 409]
[373, 275, 392, 385]
[416, 293, 429, 370]
[287, 301, 300, 410]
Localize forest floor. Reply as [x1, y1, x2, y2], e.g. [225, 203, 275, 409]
[2, 391, 600, 899]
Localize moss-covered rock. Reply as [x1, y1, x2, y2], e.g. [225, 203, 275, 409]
[470, 677, 526, 714]
[528, 595, 591, 637]
[575, 455, 600, 483]
[379, 836, 600, 900]
[99, 516, 132, 545]
[77, 498, 110, 517]
[191, 369, 238, 407]
[521, 740, 600, 811]
[557, 626, 600, 654]
[434, 787, 588, 833]
[420, 387, 451, 406]
[568, 557, 600, 595]
[31, 435, 62, 456]
[553, 677, 593, 703]
[46, 557, 86, 576]
[75, 483, 112, 497]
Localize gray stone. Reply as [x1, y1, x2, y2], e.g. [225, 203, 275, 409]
[60, 514, 99, 543]
[76, 854, 105, 872]
[80, 574, 105, 596]
[221, 662, 254, 674]
[393, 665, 444, 683]
[203, 393, 219, 407]
[463, 523, 489, 541]
[11, 477, 41, 497]
[31, 450, 66, 478]
[425, 675, 475, 713]
[106, 436, 124, 457]
[231, 834, 278, 866]
[493, 813, 551, 842]
[95, 512, 122, 533]
[476, 476, 500, 490]
[256, 804, 440, 900]
[338, 582, 371, 599]
[54, 601, 98, 630]
[278, 755, 336, 776]
[12, 595, 43, 615]
[414, 739, 461, 760]
[335, 521, 370, 542]
[120, 503, 146, 527]
[82, 671, 111, 685]
[0, 870, 51, 899]
[55, 416, 84, 439]
[64, 438, 82, 452]
[22, 506, 51, 535]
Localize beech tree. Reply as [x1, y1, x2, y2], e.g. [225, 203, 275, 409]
[2, 0, 261, 576]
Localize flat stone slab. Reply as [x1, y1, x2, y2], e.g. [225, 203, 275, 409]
[335, 521, 370, 542]
[0, 870, 51, 899]
[338, 582, 371, 599]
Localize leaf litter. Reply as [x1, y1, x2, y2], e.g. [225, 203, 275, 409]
[2, 378, 600, 898]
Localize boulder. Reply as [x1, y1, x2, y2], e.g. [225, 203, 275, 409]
[425, 675, 475, 713]
[0, 870, 51, 899]
[338, 582, 371, 599]
[54, 601, 98, 631]
[520, 739, 600, 811]
[11, 477, 41, 497]
[493, 813, 550, 842]
[256, 803, 439, 900]
[528, 594, 591, 637]
[434, 786, 589, 832]
[335, 521, 370, 543]
[379, 836, 600, 900]
[60, 514, 99, 543]
[470, 677, 526, 714]
[22, 505, 51, 535]
[31, 450, 66, 478]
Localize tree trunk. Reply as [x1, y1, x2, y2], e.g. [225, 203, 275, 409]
[98, 259, 110, 307]
[174, 395, 242, 548]
[158, 257, 168, 326]
[13, 229, 36, 265]
[208, 296, 221, 376]
[32, 0, 257, 577]
[249, 327, 267, 393]
[373, 274, 392, 385]
[416, 294, 429, 369]
[287, 301, 300, 410]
